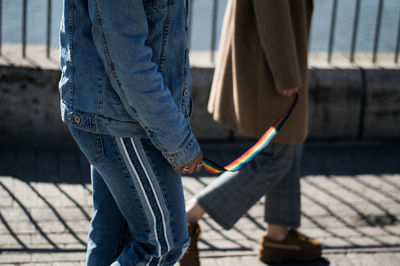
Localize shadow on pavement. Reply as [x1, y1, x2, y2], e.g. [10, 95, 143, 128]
[0, 140, 399, 183]
[267, 257, 330, 266]
[198, 140, 400, 178]
[0, 146, 90, 184]
[0, 141, 399, 260]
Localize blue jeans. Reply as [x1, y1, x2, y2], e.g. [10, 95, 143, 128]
[69, 127, 189, 266]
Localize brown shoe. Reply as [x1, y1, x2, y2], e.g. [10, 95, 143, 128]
[258, 229, 322, 263]
[180, 222, 201, 266]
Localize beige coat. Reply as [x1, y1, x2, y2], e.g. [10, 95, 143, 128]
[208, 0, 313, 144]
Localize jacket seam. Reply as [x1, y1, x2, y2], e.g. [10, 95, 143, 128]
[158, 0, 171, 73]
[99, 63, 104, 115]
[92, 0, 126, 102]
[69, 0, 75, 107]
[182, 50, 189, 117]
[184, 0, 189, 31]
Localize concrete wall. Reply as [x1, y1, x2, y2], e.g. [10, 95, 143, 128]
[0, 65, 399, 147]
[0, 66, 73, 146]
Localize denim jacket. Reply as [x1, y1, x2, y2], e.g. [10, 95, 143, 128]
[59, 0, 200, 166]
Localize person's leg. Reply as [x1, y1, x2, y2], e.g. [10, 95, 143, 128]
[260, 144, 322, 263]
[70, 128, 189, 266]
[193, 143, 295, 229]
[186, 144, 300, 231]
[181, 143, 296, 266]
[108, 137, 189, 266]
[264, 144, 302, 240]
[86, 167, 132, 266]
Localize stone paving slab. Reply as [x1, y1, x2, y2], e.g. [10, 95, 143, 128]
[0, 142, 399, 265]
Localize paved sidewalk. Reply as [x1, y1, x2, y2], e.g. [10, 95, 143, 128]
[0, 141, 399, 265]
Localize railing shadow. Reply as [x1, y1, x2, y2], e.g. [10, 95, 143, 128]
[267, 258, 331, 266]
[185, 141, 400, 261]
[0, 146, 90, 253]
[185, 176, 333, 265]
[0, 141, 399, 259]
[0, 179, 62, 251]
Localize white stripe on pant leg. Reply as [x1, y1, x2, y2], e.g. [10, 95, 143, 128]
[130, 138, 172, 265]
[118, 137, 161, 264]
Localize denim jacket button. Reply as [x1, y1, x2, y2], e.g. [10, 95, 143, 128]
[67, 113, 72, 120]
[183, 90, 188, 96]
[74, 116, 81, 124]
[168, 158, 175, 163]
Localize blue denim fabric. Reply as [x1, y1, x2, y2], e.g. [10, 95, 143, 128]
[69, 127, 189, 266]
[59, 0, 199, 166]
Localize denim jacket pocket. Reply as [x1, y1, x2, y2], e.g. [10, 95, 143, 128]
[69, 127, 105, 165]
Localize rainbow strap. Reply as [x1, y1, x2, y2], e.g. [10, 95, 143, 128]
[202, 93, 299, 174]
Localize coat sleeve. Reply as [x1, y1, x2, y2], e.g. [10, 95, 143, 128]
[252, 0, 302, 91]
[87, 0, 200, 166]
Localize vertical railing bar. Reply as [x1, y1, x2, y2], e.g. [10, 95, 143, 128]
[395, 12, 400, 63]
[308, 23, 313, 53]
[350, 0, 361, 63]
[372, 0, 384, 64]
[358, 69, 367, 139]
[0, 0, 2, 56]
[328, 0, 338, 63]
[22, 0, 27, 58]
[188, 0, 193, 49]
[210, 0, 218, 64]
[46, 0, 52, 58]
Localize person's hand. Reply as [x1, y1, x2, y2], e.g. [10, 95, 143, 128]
[173, 151, 203, 175]
[278, 87, 298, 97]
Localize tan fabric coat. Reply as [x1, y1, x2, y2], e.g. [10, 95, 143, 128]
[208, 0, 314, 144]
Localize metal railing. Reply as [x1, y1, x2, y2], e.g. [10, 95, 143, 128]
[0, 0, 399, 64]
[0, 0, 2, 55]
[189, 0, 400, 64]
[0, 0, 54, 58]
[328, 0, 393, 64]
